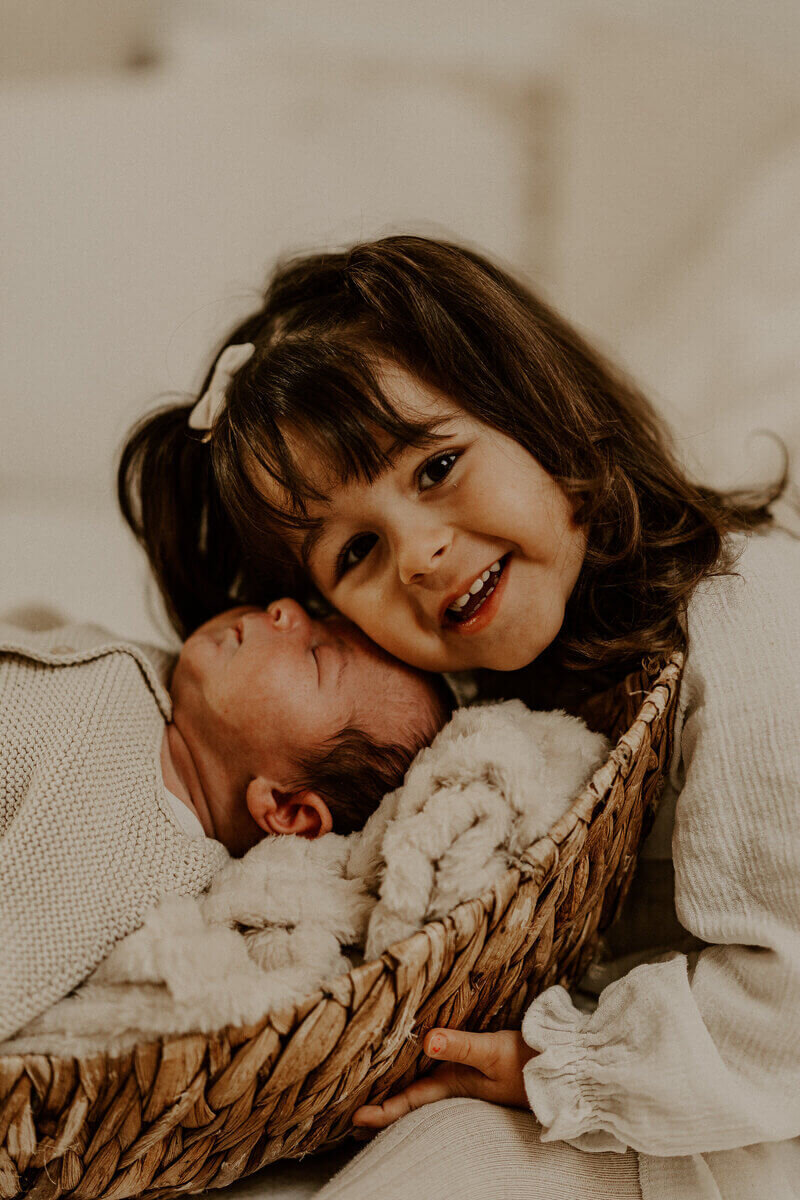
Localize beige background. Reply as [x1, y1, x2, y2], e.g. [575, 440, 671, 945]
[2, 0, 799, 651]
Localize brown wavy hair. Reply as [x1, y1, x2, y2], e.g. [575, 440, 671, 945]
[119, 235, 790, 697]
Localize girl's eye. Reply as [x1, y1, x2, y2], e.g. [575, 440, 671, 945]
[337, 532, 378, 578]
[418, 451, 460, 490]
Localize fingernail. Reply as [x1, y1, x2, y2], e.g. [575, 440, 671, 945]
[429, 1035, 444, 1056]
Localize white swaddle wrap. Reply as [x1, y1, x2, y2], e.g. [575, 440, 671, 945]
[1, 701, 607, 1057]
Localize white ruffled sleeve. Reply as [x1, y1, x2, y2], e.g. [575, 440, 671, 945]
[521, 531, 800, 1156]
[522, 983, 632, 1153]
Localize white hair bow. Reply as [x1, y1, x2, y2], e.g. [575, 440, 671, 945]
[188, 342, 255, 441]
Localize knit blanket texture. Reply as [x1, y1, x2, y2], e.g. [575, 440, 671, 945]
[0, 621, 228, 1047]
[1, 702, 607, 1056]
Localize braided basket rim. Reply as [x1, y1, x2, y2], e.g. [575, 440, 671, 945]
[297, 648, 684, 999]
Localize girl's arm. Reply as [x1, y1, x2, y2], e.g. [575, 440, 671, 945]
[519, 531, 800, 1155]
[357, 532, 800, 1156]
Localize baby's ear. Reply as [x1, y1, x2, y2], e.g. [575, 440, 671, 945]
[246, 778, 333, 839]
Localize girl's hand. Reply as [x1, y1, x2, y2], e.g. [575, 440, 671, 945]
[352, 1028, 536, 1131]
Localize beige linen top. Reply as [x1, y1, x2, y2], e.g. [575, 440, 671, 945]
[0, 623, 229, 1041]
[521, 527, 800, 1199]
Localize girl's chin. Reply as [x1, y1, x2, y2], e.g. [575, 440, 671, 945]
[477, 648, 539, 672]
[442, 637, 541, 674]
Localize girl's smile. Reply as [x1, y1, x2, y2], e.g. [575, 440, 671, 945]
[255, 366, 587, 674]
[440, 553, 510, 632]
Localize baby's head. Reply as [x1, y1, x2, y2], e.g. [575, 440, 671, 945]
[169, 599, 452, 854]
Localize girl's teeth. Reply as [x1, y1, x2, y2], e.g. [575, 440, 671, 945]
[448, 558, 506, 617]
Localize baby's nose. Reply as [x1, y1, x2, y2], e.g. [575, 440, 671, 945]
[266, 597, 311, 634]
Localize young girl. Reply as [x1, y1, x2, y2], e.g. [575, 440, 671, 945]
[119, 236, 800, 1199]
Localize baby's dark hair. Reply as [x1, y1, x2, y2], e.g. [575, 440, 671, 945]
[119, 234, 789, 694]
[292, 671, 452, 836]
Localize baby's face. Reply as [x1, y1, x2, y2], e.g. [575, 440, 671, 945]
[170, 599, 442, 783]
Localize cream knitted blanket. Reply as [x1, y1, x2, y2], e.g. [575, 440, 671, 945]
[0, 623, 228, 1043]
[1, 700, 607, 1057]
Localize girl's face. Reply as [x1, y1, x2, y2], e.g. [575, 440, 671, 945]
[256, 366, 587, 673]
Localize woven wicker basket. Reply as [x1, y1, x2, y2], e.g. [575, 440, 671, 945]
[0, 653, 682, 1200]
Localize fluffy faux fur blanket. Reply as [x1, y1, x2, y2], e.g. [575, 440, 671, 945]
[0, 702, 607, 1057]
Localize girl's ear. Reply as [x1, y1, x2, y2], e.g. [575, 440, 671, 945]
[246, 778, 334, 839]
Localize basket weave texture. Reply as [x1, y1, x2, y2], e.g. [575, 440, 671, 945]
[0, 654, 683, 1200]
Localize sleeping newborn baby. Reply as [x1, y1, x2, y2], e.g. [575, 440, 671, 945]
[163, 598, 451, 851]
[0, 599, 450, 1041]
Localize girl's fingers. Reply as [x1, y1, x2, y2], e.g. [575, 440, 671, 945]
[424, 1028, 498, 1077]
[352, 1073, 457, 1129]
[351, 1031, 531, 1132]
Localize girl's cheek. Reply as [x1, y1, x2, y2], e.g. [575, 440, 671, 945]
[364, 598, 397, 645]
[336, 580, 433, 667]
[355, 594, 408, 655]
[327, 588, 385, 650]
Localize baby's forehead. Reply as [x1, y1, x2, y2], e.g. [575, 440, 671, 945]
[335, 621, 439, 728]
[327, 613, 424, 684]
[325, 614, 393, 667]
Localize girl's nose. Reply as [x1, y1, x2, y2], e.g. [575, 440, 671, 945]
[266, 597, 311, 634]
[395, 527, 452, 586]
